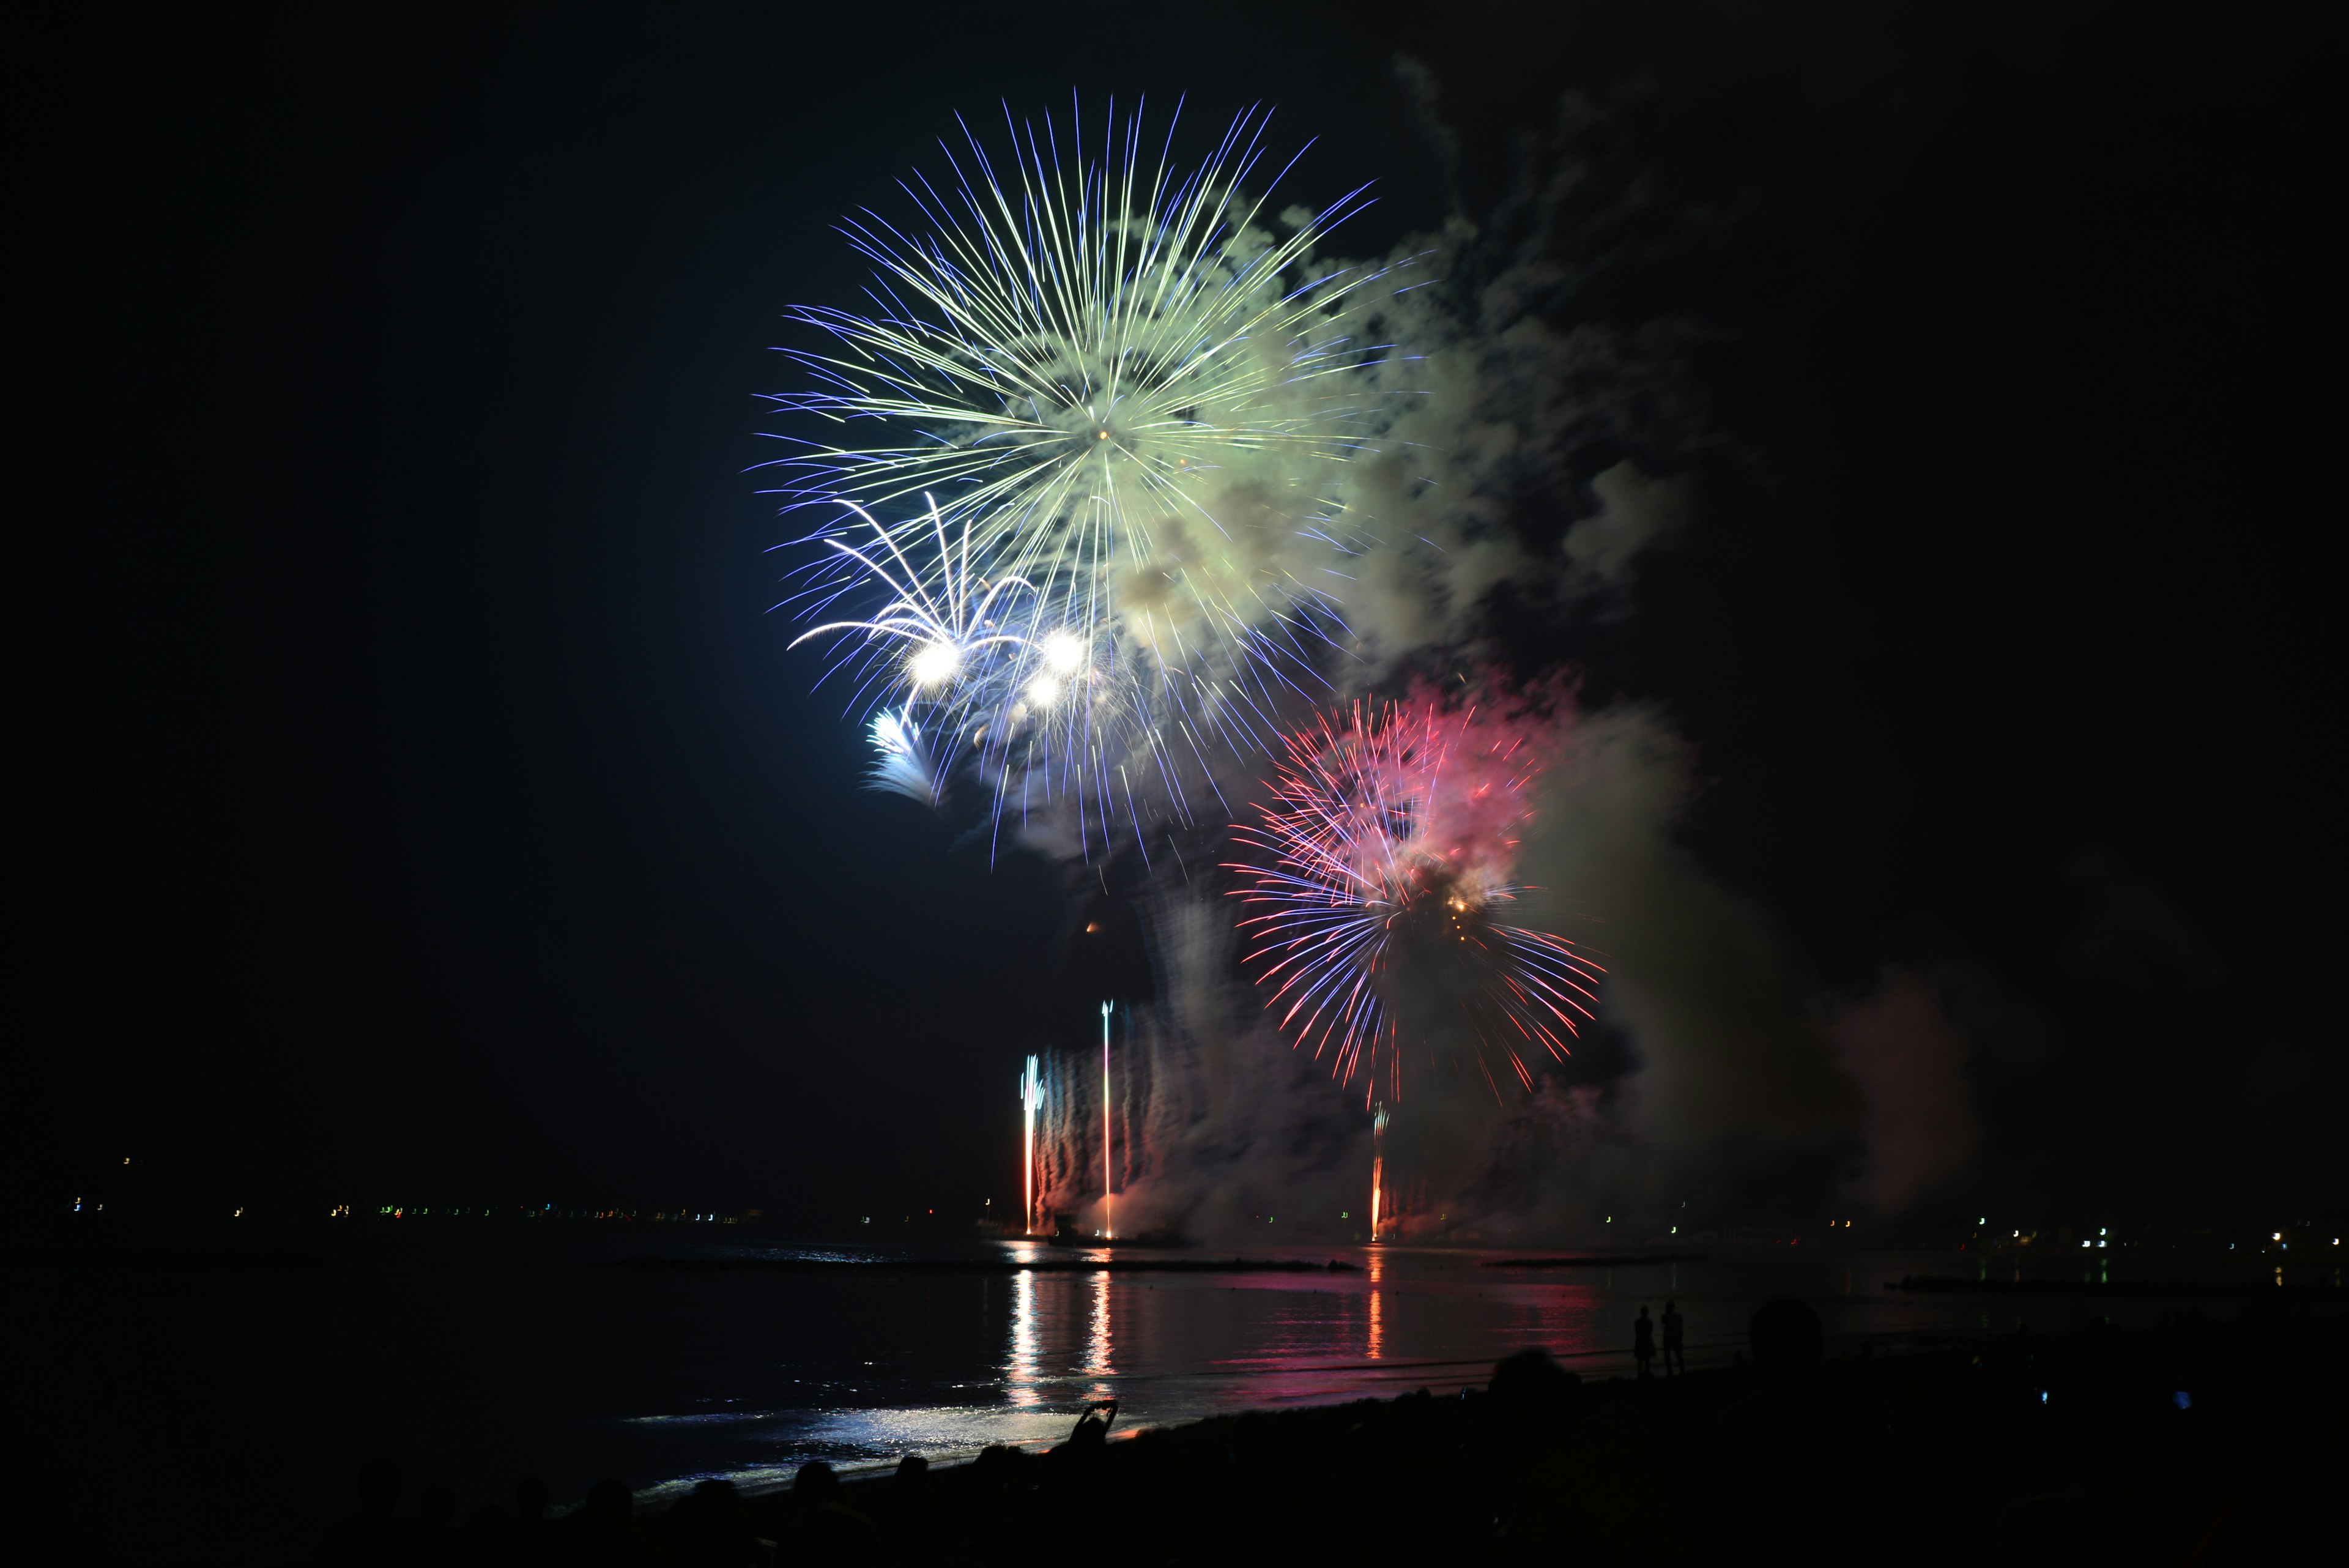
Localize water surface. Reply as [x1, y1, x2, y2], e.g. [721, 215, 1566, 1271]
[17, 1230, 2320, 1563]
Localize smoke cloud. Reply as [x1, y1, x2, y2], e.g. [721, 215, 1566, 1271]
[1040, 703, 2000, 1244]
[1823, 971, 1980, 1213]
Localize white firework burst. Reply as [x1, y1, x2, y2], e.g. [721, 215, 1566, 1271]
[765, 97, 1412, 845]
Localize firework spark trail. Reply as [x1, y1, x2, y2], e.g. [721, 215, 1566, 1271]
[864, 708, 941, 805]
[1227, 691, 1605, 1105]
[765, 97, 1415, 844]
[786, 494, 1056, 797]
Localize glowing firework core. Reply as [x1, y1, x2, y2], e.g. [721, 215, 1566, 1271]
[907, 642, 962, 688]
[1040, 631, 1086, 675]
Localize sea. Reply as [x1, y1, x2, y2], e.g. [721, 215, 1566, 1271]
[15, 1226, 2332, 1564]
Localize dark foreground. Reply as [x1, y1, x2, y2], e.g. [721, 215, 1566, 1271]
[122, 1299, 2349, 1565]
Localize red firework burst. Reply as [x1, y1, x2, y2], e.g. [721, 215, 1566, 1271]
[1225, 689, 1604, 1104]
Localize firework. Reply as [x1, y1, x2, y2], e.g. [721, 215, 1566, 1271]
[785, 492, 1176, 844]
[866, 709, 942, 804]
[767, 98, 1409, 840]
[1101, 1001, 1115, 1239]
[1227, 693, 1603, 1104]
[1021, 1054, 1041, 1236]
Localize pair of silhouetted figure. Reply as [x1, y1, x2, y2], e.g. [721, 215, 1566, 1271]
[1634, 1302, 1688, 1378]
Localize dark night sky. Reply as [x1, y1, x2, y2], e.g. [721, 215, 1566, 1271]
[18, 3, 2339, 1225]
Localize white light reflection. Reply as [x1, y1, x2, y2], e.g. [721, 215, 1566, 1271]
[1007, 1268, 1041, 1406]
[1086, 1268, 1115, 1403]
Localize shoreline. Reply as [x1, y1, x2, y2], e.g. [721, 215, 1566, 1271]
[310, 1302, 2343, 1565]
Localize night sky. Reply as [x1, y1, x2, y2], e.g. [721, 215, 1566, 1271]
[20, 4, 2339, 1228]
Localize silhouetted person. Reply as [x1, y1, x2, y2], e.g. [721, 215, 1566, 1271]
[793, 1460, 840, 1509]
[668, 1477, 748, 1566]
[1063, 1399, 1118, 1452]
[792, 1461, 878, 1564]
[1490, 1347, 1581, 1407]
[457, 1500, 520, 1568]
[1715, 1299, 1898, 1552]
[1633, 1306, 1655, 1378]
[885, 1455, 938, 1561]
[573, 1478, 657, 1566]
[1662, 1299, 1686, 1376]
[414, 1486, 457, 1565]
[461, 1477, 549, 1568]
[317, 1456, 402, 1566]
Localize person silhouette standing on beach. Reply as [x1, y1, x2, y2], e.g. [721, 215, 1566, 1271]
[1634, 1306, 1656, 1378]
[1663, 1300, 1686, 1376]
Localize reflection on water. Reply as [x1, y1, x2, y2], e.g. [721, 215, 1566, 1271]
[1086, 1266, 1113, 1403]
[39, 1235, 2310, 1565]
[717, 1241, 2306, 1490]
[1006, 1268, 1039, 1406]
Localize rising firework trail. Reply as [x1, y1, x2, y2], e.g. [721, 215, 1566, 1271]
[1370, 1101, 1388, 1241]
[1227, 693, 1606, 1104]
[766, 97, 1413, 845]
[1021, 1053, 1042, 1236]
[1100, 1001, 1115, 1239]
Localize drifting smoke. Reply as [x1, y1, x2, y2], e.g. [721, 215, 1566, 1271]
[1020, 707, 1992, 1244]
[1026, 891, 1370, 1239]
[1824, 971, 1980, 1214]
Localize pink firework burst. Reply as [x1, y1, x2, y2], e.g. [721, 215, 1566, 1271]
[1226, 688, 1603, 1104]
